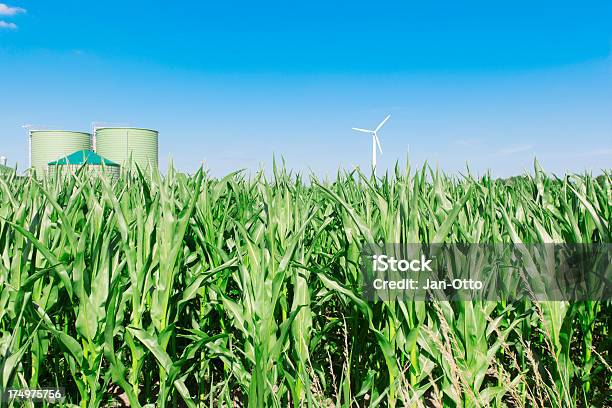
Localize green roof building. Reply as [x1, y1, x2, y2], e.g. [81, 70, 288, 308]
[48, 150, 120, 178]
[48, 150, 119, 166]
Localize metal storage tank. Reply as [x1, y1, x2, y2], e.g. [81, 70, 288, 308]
[95, 127, 158, 171]
[30, 130, 91, 176]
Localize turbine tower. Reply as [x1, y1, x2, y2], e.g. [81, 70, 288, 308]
[352, 114, 390, 174]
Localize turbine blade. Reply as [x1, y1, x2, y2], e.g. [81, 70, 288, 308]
[352, 127, 373, 133]
[375, 114, 391, 132]
[375, 134, 383, 154]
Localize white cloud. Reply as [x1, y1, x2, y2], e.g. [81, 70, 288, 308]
[496, 144, 533, 156]
[0, 3, 25, 16]
[0, 20, 17, 29]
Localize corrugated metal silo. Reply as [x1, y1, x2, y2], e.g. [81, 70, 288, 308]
[95, 127, 158, 171]
[30, 130, 92, 176]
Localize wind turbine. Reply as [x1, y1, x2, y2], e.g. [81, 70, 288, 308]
[352, 114, 390, 174]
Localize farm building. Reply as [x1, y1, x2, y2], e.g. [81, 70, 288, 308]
[24, 126, 159, 177]
[47, 150, 120, 178]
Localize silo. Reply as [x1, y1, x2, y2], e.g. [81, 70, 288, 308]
[95, 127, 158, 171]
[30, 130, 91, 176]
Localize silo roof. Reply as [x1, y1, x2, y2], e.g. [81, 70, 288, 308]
[48, 150, 120, 167]
[30, 130, 91, 135]
[95, 127, 158, 133]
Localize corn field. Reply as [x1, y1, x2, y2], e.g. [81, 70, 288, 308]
[0, 162, 609, 407]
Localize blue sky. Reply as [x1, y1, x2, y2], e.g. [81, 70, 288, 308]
[0, 1, 610, 177]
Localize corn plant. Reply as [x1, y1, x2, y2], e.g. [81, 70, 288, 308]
[0, 162, 609, 407]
